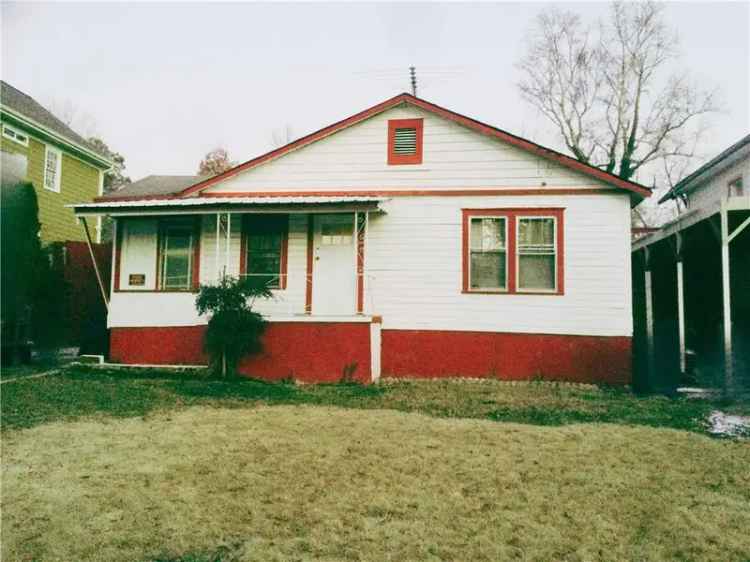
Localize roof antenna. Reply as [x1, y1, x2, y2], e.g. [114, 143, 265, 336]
[409, 66, 417, 97]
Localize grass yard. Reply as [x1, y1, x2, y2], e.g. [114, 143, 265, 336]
[2, 367, 750, 561]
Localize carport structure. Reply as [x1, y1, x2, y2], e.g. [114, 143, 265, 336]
[632, 135, 750, 393]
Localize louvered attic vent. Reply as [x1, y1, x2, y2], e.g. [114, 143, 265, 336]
[388, 118, 424, 165]
[393, 127, 417, 154]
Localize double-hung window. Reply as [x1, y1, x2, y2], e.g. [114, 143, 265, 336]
[242, 215, 288, 289]
[463, 208, 564, 295]
[44, 145, 62, 192]
[159, 220, 196, 291]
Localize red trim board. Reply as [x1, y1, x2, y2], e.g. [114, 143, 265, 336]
[305, 215, 314, 313]
[175, 93, 650, 199]
[356, 213, 365, 313]
[96, 187, 624, 203]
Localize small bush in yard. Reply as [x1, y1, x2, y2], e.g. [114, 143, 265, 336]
[195, 275, 272, 377]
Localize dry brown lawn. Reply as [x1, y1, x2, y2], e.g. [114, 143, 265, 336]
[3, 405, 750, 562]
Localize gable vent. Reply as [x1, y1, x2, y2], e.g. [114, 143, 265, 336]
[393, 127, 418, 155]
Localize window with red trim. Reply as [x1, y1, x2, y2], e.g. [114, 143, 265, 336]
[462, 208, 564, 295]
[387, 118, 423, 165]
[241, 215, 289, 289]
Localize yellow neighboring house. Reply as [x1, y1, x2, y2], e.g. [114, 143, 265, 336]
[1, 81, 112, 243]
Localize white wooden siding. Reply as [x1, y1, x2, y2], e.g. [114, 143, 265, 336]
[109, 103, 632, 335]
[687, 157, 749, 211]
[365, 194, 632, 337]
[202, 106, 609, 193]
[109, 193, 633, 337]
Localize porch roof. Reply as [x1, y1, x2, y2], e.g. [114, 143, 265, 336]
[70, 195, 389, 217]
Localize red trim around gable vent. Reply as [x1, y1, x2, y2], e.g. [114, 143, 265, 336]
[387, 118, 423, 165]
[175, 93, 651, 199]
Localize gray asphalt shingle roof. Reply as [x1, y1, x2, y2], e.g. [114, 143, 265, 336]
[104, 175, 201, 199]
[1, 80, 107, 158]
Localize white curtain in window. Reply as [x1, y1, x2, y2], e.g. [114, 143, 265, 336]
[518, 218, 555, 290]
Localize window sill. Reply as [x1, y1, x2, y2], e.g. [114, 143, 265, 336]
[462, 289, 563, 296]
[114, 289, 199, 294]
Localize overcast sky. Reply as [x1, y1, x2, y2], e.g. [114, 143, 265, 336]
[2, 2, 748, 184]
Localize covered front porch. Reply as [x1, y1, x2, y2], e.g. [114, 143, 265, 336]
[72, 196, 388, 382]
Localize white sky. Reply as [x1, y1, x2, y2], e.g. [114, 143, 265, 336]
[2, 1, 748, 184]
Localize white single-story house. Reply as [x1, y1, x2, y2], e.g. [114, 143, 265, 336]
[73, 93, 651, 383]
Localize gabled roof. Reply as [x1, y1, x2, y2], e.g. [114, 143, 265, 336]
[659, 134, 750, 203]
[0, 80, 111, 168]
[176, 92, 652, 200]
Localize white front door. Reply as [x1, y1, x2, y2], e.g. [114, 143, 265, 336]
[312, 213, 356, 315]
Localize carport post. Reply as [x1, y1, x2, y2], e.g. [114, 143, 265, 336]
[720, 200, 733, 388]
[644, 247, 655, 379]
[675, 233, 686, 374]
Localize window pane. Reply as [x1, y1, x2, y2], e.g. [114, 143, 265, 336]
[247, 232, 283, 288]
[470, 251, 506, 289]
[160, 226, 193, 290]
[470, 217, 505, 251]
[166, 231, 191, 252]
[519, 218, 554, 247]
[519, 254, 555, 290]
[321, 221, 353, 245]
[164, 255, 190, 289]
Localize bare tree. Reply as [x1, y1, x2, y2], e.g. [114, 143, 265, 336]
[198, 147, 235, 177]
[518, 1, 717, 190]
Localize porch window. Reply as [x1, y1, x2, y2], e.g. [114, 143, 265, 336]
[462, 208, 564, 295]
[469, 217, 507, 290]
[243, 215, 288, 289]
[158, 220, 196, 290]
[387, 118, 423, 165]
[517, 217, 557, 292]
